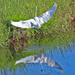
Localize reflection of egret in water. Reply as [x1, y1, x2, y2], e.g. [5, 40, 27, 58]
[11, 3, 57, 28]
[15, 54, 63, 71]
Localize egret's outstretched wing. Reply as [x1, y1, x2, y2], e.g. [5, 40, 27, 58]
[38, 3, 57, 25]
[11, 20, 34, 28]
[11, 18, 40, 28]
[15, 55, 42, 65]
[15, 55, 35, 65]
[45, 58, 64, 71]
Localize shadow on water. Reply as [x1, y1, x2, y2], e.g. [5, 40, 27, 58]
[24, 43, 50, 52]
[0, 40, 75, 75]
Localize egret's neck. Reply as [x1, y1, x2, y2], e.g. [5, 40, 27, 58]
[35, 6, 37, 17]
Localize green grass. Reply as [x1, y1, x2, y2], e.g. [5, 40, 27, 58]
[0, 0, 74, 51]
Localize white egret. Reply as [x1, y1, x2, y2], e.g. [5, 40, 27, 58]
[11, 3, 57, 28]
[15, 54, 63, 71]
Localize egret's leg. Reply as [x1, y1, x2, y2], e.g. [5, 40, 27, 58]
[40, 63, 44, 71]
[35, 6, 37, 17]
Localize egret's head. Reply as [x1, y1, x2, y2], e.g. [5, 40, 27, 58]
[34, 17, 39, 21]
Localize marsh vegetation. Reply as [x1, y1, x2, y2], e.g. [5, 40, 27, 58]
[0, 0, 75, 74]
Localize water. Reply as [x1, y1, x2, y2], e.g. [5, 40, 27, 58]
[0, 41, 75, 75]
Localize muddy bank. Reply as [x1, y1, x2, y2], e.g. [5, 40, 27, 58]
[8, 29, 44, 51]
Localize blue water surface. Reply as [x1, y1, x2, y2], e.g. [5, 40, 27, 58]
[0, 42, 75, 75]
